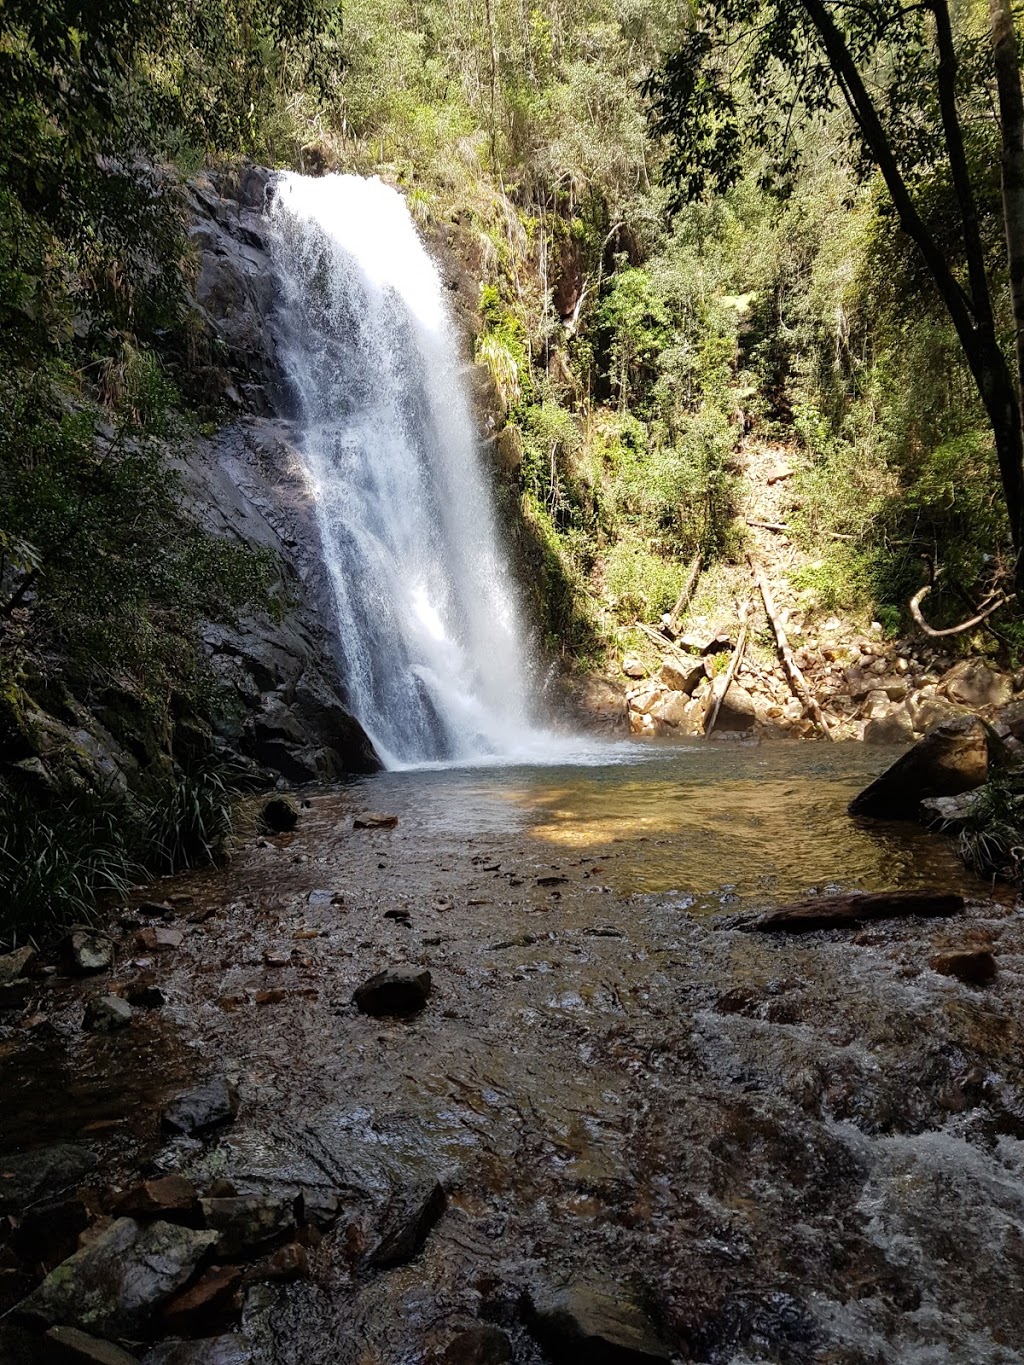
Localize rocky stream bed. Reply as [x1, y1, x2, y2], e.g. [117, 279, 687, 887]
[3, 744, 1024, 1364]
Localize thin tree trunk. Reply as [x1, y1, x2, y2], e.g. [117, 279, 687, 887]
[705, 608, 749, 738]
[748, 554, 833, 739]
[668, 552, 703, 630]
[990, 0, 1024, 425]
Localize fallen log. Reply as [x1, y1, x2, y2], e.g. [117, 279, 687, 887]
[668, 552, 703, 631]
[705, 606, 749, 739]
[748, 553, 833, 740]
[741, 890, 964, 932]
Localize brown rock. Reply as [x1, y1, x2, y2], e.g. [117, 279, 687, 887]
[705, 679, 756, 733]
[114, 1175, 197, 1216]
[244, 1241, 308, 1283]
[159, 1265, 243, 1333]
[135, 927, 184, 953]
[658, 656, 706, 695]
[746, 890, 965, 932]
[621, 653, 646, 679]
[353, 812, 399, 829]
[929, 948, 997, 987]
[648, 690, 690, 728]
[941, 660, 1011, 709]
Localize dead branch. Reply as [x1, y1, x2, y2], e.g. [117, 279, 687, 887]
[705, 605, 749, 738]
[909, 584, 1014, 637]
[667, 552, 703, 630]
[749, 553, 833, 740]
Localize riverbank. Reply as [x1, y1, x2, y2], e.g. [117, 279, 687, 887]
[3, 746, 1024, 1364]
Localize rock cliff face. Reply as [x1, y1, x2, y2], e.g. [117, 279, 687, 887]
[181, 165, 380, 782]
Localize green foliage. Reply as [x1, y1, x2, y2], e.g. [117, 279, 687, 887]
[955, 771, 1024, 887]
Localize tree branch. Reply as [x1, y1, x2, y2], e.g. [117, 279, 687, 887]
[909, 583, 1014, 636]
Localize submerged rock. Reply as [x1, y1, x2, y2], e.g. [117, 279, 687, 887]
[438, 1326, 513, 1364]
[353, 967, 431, 1016]
[140, 1337, 253, 1365]
[258, 797, 298, 834]
[0, 1144, 98, 1215]
[66, 930, 113, 975]
[15, 1218, 217, 1338]
[929, 947, 997, 986]
[82, 994, 133, 1032]
[353, 811, 399, 830]
[199, 1195, 296, 1258]
[526, 1283, 673, 1364]
[162, 1078, 240, 1135]
[848, 715, 991, 819]
[44, 1326, 140, 1365]
[367, 1177, 447, 1267]
[746, 890, 964, 932]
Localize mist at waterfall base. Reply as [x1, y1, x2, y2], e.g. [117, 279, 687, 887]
[268, 172, 617, 772]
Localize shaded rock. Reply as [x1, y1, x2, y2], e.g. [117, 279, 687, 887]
[941, 659, 1011, 709]
[0, 1144, 98, 1215]
[526, 1283, 673, 1364]
[0, 1323, 45, 1365]
[15, 1218, 217, 1337]
[65, 930, 113, 975]
[658, 656, 706, 695]
[199, 1195, 296, 1259]
[13, 1195, 92, 1266]
[920, 789, 983, 834]
[353, 811, 399, 829]
[439, 1326, 513, 1364]
[621, 653, 646, 680]
[44, 1327, 140, 1365]
[160, 1265, 243, 1334]
[648, 690, 690, 729]
[848, 716, 991, 819]
[705, 679, 756, 733]
[162, 1078, 240, 1136]
[863, 707, 914, 745]
[353, 967, 431, 1016]
[368, 1177, 447, 1267]
[140, 1337, 253, 1365]
[257, 797, 297, 835]
[930, 948, 997, 987]
[127, 985, 166, 1010]
[679, 632, 732, 656]
[83, 995, 133, 1033]
[243, 1242, 307, 1284]
[0, 945, 36, 986]
[113, 1175, 197, 1217]
[135, 927, 184, 953]
[745, 890, 964, 933]
[137, 901, 175, 919]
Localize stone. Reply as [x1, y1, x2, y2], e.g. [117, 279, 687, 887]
[127, 985, 166, 1010]
[439, 1326, 513, 1364]
[0, 945, 36, 986]
[15, 1218, 217, 1338]
[912, 696, 968, 733]
[705, 679, 756, 733]
[137, 902, 175, 919]
[44, 1326, 140, 1365]
[745, 890, 964, 932]
[353, 811, 399, 829]
[353, 967, 432, 1016]
[244, 1242, 308, 1283]
[526, 1283, 673, 1364]
[658, 656, 706, 695]
[621, 653, 646, 679]
[679, 632, 732, 656]
[66, 930, 113, 975]
[941, 659, 1011, 709]
[919, 789, 983, 833]
[83, 995, 133, 1032]
[113, 1175, 197, 1216]
[257, 797, 298, 834]
[648, 691, 690, 728]
[13, 1196, 92, 1266]
[627, 684, 665, 717]
[863, 707, 914, 745]
[368, 1177, 447, 1267]
[198, 1195, 296, 1259]
[135, 927, 184, 953]
[929, 948, 997, 986]
[140, 1337, 253, 1365]
[629, 712, 657, 736]
[848, 716, 992, 819]
[160, 1265, 243, 1333]
[161, 1077, 240, 1135]
[0, 1144, 98, 1215]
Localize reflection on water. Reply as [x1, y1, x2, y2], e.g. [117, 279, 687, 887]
[347, 739, 994, 911]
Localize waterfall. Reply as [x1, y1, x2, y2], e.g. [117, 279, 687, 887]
[267, 173, 536, 770]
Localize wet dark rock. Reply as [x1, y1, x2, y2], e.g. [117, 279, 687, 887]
[353, 811, 399, 829]
[160, 1265, 244, 1334]
[15, 1218, 217, 1337]
[126, 985, 166, 1010]
[526, 1283, 673, 1364]
[258, 797, 298, 834]
[929, 947, 997, 986]
[13, 1196, 92, 1266]
[0, 1144, 98, 1215]
[140, 1336, 253, 1365]
[44, 1326, 140, 1365]
[82, 994, 133, 1032]
[438, 1325, 513, 1364]
[367, 1177, 447, 1267]
[137, 902, 175, 920]
[848, 715, 991, 818]
[297, 1188, 340, 1228]
[66, 930, 113, 975]
[135, 927, 184, 953]
[0, 945, 36, 986]
[162, 1078, 240, 1136]
[745, 890, 964, 932]
[199, 1195, 297, 1259]
[113, 1175, 197, 1216]
[243, 1242, 308, 1284]
[353, 967, 432, 1016]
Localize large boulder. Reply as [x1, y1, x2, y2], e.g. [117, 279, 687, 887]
[705, 679, 756, 733]
[526, 1283, 673, 1364]
[849, 715, 992, 819]
[658, 656, 706, 695]
[863, 706, 914, 745]
[15, 1219, 217, 1338]
[940, 659, 1012, 710]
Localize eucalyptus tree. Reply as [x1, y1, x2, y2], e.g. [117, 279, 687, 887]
[647, 0, 1024, 596]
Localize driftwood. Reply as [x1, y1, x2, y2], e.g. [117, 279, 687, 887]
[748, 553, 833, 740]
[746, 518, 855, 542]
[742, 890, 965, 932]
[705, 605, 749, 739]
[667, 552, 703, 631]
[909, 583, 1014, 638]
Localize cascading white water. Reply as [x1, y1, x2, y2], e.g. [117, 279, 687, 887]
[267, 173, 538, 770]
